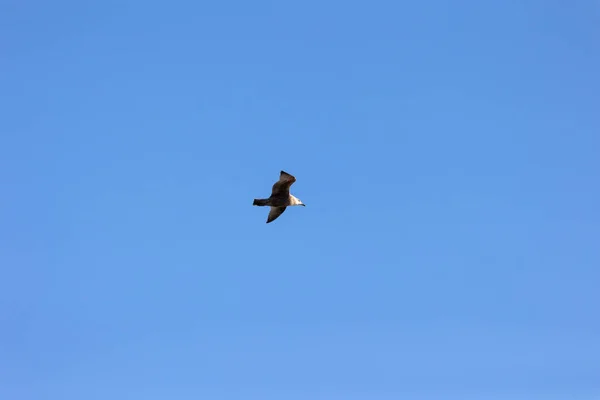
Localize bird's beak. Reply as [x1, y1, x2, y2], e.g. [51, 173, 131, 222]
[301, 203, 306, 206]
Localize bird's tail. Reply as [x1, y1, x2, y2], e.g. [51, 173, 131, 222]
[253, 198, 269, 206]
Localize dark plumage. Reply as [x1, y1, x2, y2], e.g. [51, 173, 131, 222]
[253, 170, 305, 223]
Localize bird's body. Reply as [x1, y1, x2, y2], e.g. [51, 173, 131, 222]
[253, 170, 305, 223]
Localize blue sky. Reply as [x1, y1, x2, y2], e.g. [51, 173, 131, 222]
[1, 1, 599, 399]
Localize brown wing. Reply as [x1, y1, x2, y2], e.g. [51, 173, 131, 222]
[267, 206, 286, 223]
[270, 170, 296, 197]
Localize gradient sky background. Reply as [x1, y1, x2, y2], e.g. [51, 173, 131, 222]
[1, 1, 599, 399]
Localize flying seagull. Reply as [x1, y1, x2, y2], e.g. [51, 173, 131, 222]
[253, 170, 305, 223]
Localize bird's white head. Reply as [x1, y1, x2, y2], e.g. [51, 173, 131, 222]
[290, 195, 305, 206]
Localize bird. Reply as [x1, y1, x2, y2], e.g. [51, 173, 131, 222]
[253, 170, 305, 223]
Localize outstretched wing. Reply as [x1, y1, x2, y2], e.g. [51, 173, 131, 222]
[267, 206, 286, 223]
[270, 170, 296, 198]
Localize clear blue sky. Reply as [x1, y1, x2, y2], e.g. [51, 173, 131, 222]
[1, 1, 599, 399]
